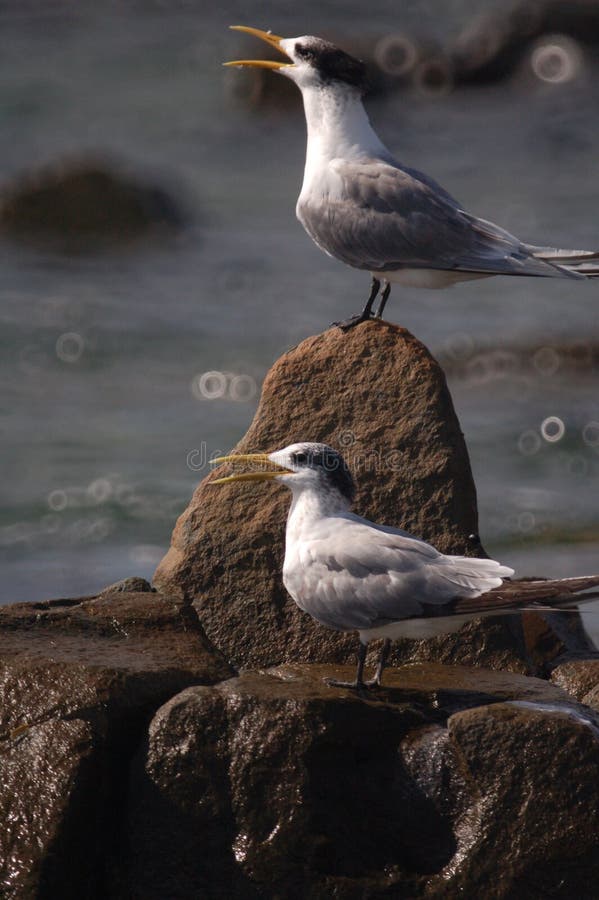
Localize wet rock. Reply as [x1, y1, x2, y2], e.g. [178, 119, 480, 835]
[1, 719, 97, 899]
[0, 156, 185, 251]
[0, 591, 233, 899]
[154, 321, 482, 668]
[125, 663, 599, 898]
[445, 701, 599, 898]
[551, 658, 599, 706]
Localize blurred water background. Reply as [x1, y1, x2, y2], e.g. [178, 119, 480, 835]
[1, 1, 598, 635]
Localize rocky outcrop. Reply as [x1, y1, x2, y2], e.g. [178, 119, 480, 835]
[0, 156, 185, 250]
[154, 321, 596, 676]
[0, 589, 232, 900]
[2, 586, 598, 898]
[154, 320, 483, 668]
[124, 664, 599, 899]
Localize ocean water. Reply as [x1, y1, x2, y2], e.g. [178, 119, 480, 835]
[1, 2, 598, 637]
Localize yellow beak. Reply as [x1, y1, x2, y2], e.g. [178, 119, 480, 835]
[224, 25, 294, 71]
[211, 452, 293, 485]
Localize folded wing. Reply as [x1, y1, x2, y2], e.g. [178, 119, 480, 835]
[284, 516, 514, 632]
[297, 157, 590, 279]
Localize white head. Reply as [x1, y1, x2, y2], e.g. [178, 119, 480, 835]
[225, 27, 368, 97]
[212, 441, 356, 505]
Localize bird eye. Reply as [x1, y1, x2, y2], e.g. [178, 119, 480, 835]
[295, 43, 311, 59]
[295, 452, 307, 464]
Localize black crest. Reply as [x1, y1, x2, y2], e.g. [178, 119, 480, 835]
[292, 443, 356, 502]
[295, 38, 368, 91]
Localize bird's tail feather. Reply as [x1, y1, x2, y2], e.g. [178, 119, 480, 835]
[454, 574, 599, 615]
[528, 245, 599, 278]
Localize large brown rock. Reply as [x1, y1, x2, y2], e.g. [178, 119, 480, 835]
[0, 590, 232, 900]
[445, 702, 599, 898]
[124, 663, 599, 899]
[154, 321, 482, 668]
[154, 321, 596, 675]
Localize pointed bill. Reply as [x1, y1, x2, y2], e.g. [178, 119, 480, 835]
[211, 452, 293, 484]
[225, 25, 294, 70]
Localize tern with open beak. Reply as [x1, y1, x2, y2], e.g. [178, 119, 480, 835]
[226, 27, 599, 329]
[212, 442, 599, 690]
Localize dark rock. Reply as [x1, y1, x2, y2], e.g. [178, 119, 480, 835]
[445, 701, 599, 898]
[551, 658, 599, 705]
[0, 156, 185, 251]
[125, 663, 599, 899]
[0, 719, 98, 900]
[0, 591, 233, 899]
[100, 576, 154, 594]
[154, 320, 482, 669]
[582, 682, 599, 713]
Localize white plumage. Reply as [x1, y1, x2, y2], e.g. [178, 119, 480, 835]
[227, 28, 599, 326]
[270, 445, 513, 639]
[213, 442, 516, 689]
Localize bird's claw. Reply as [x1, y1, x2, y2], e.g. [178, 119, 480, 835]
[331, 313, 372, 331]
[324, 676, 370, 695]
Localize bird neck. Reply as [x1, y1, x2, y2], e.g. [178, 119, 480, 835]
[286, 484, 351, 535]
[300, 85, 386, 166]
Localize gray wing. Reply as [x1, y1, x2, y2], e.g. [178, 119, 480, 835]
[297, 157, 577, 278]
[283, 516, 514, 632]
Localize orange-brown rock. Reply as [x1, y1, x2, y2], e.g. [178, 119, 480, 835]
[154, 320, 483, 668]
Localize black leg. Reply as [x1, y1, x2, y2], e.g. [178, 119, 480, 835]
[333, 278, 380, 331]
[374, 282, 391, 319]
[365, 638, 391, 688]
[325, 641, 368, 691]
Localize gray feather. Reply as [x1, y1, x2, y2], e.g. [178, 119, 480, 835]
[297, 157, 588, 279]
[283, 513, 514, 632]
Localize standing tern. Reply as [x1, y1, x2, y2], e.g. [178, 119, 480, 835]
[226, 27, 599, 329]
[213, 442, 599, 689]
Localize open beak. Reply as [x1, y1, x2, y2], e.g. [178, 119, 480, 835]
[211, 452, 293, 485]
[224, 26, 294, 71]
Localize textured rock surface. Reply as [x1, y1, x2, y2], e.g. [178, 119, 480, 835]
[154, 321, 596, 674]
[0, 591, 232, 899]
[125, 664, 599, 899]
[155, 320, 483, 668]
[551, 658, 599, 710]
[401, 602, 598, 677]
[444, 701, 599, 898]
